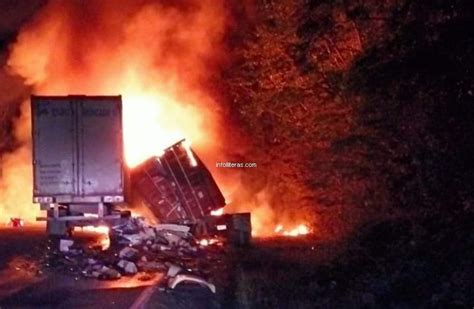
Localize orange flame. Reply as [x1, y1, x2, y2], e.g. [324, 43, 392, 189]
[210, 208, 224, 216]
[0, 1, 311, 235]
[79, 225, 110, 235]
[8, 0, 228, 164]
[74, 225, 110, 250]
[199, 238, 220, 246]
[0, 1, 230, 222]
[199, 239, 209, 246]
[273, 224, 310, 237]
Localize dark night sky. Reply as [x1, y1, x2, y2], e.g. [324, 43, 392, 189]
[0, 1, 44, 52]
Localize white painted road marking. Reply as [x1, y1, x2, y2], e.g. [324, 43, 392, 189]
[129, 283, 159, 309]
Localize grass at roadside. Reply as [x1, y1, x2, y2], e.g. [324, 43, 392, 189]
[225, 212, 474, 308]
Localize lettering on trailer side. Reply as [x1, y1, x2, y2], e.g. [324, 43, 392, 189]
[82, 107, 114, 117]
[36, 106, 71, 117]
[37, 161, 71, 186]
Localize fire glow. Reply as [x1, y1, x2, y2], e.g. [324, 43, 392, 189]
[210, 205, 310, 238]
[6, 0, 227, 168]
[74, 225, 111, 250]
[199, 238, 220, 247]
[0, 0, 312, 236]
[274, 224, 310, 237]
[210, 208, 224, 216]
[0, 0, 227, 223]
[79, 226, 110, 235]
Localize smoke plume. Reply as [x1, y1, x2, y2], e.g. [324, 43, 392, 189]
[1, 0, 231, 222]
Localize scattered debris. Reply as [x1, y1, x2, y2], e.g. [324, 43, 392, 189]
[33, 138, 252, 301]
[43, 215, 227, 299]
[87, 258, 98, 265]
[159, 231, 184, 246]
[166, 264, 182, 278]
[119, 247, 139, 260]
[168, 274, 216, 294]
[59, 239, 74, 252]
[117, 260, 138, 274]
[121, 234, 143, 246]
[98, 266, 121, 280]
[155, 224, 190, 234]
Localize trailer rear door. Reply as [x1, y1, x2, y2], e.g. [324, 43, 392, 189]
[32, 98, 76, 196]
[78, 98, 123, 196]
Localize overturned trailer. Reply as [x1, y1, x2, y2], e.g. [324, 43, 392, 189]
[131, 141, 251, 243]
[131, 140, 225, 224]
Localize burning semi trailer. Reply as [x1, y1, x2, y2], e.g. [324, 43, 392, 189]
[132, 141, 251, 245]
[131, 140, 225, 224]
[31, 95, 251, 246]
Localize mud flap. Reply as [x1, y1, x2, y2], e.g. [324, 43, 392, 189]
[46, 220, 71, 237]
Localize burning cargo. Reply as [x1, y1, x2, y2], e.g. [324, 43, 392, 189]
[131, 140, 226, 224]
[31, 95, 250, 241]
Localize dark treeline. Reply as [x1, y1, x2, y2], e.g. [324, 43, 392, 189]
[223, 0, 474, 237]
[223, 1, 473, 306]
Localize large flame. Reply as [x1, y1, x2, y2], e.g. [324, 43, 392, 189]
[7, 0, 225, 168]
[0, 1, 312, 235]
[274, 224, 310, 237]
[0, 0, 228, 222]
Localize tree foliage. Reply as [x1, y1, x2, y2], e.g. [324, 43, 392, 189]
[223, 0, 474, 236]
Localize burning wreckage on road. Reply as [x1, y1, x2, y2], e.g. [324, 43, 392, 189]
[54, 218, 221, 293]
[31, 95, 251, 290]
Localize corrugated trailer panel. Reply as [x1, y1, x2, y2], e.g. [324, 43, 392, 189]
[31, 95, 125, 202]
[133, 158, 188, 222]
[132, 140, 226, 223]
[79, 99, 123, 196]
[160, 144, 224, 219]
[31, 97, 76, 196]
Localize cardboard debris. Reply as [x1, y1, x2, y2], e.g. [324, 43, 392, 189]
[59, 239, 74, 252]
[46, 216, 226, 298]
[166, 263, 182, 278]
[159, 231, 184, 246]
[121, 234, 143, 246]
[117, 260, 138, 274]
[87, 258, 98, 265]
[155, 224, 191, 234]
[140, 227, 156, 240]
[119, 247, 139, 260]
[98, 266, 122, 280]
[37, 138, 253, 299]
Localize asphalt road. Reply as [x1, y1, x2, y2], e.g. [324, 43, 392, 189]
[0, 226, 219, 309]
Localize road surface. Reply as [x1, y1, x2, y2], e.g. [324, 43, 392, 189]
[0, 225, 219, 308]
